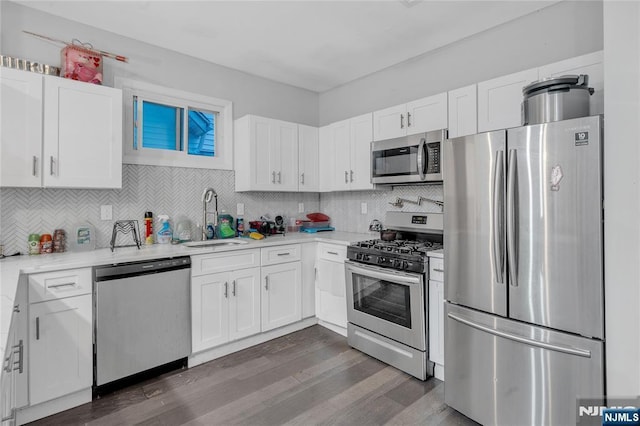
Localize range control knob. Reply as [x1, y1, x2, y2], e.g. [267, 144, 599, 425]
[377, 257, 385, 264]
[363, 254, 371, 262]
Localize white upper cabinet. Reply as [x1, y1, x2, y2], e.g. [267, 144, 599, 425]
[298, 124, 320, 192]
[234, 115, 300, 192]
[0, 68, 43, 187]
[1, 69, 122, 188]
[448, 84, 477, 138]
[373, 93, 447, 141]
[322, 113, 374, 191]
[538, 50, 604, 116]
[477, 68, 539, 132]
[43, 76, 123, 188]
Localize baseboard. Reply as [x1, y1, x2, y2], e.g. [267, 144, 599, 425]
[16, 388, 91, 425]
[188, 317, 318, 367]
[317, 320, 347, 337]
[434, 363, 444, 381]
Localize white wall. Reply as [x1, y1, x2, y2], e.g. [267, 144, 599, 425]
[603, 1, 640, 397]
[0, 1, 319, 125]
[319, 0, 603, 125]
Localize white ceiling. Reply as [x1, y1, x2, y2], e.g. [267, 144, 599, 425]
[16, 0, 558, 92]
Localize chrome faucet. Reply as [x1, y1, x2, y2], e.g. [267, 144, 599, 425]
[202, 187, 218, 240]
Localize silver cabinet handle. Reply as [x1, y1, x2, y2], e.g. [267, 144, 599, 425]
[277, 252, 290, 256]
[3, 354, 11, 373]
[265, 276, 269, 291]
[232, 280, 236, 297]
[36, 317, 40, 340]
[506, 149, 519, 287]
[400, 114, 405, 129]
[416, 138, 426, 181]
[278, 171, 281, 184]
[32, 156, 37, 176]
[493, 150, 505, 284]
[344, 171, 348, 184]
[448, 313, 591, 358]
[301, 172, 305, 185]
[272, 171, 276, 184]
[407, 112, 412, 127]
[13, 304, 19, 313]
[350, 170, 354, 183]
[433, 268, 444, 273]
[224, 282, 228, 298]
[48, 282, 77, 289]
[50, 156, 54, 176]
[327, 251, 339, 255]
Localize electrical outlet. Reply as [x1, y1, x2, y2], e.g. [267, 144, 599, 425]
[298, 203, 304, 213]
[361, 202, 368, 214]
[100, 205, 113, 221]
[237, 203, 245, 216]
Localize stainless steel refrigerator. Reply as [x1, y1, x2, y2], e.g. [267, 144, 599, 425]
[443, 115, 605, 426]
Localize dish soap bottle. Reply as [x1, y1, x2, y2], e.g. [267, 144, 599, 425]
[156, 215, 173, 244]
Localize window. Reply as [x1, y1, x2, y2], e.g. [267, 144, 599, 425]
[117, 78, 233, 170]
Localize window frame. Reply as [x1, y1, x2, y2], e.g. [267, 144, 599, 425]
[116, 78, 233, 170]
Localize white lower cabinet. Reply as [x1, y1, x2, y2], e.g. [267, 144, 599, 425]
[428, 256, 445, 379]
[261, 262, 302, 332]
[28, 295, 92, 406]
[315, 243, 348, 329]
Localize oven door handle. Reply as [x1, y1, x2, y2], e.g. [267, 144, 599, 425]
[345, 260, 422, 286]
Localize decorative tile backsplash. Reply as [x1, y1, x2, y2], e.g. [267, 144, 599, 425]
[0, 164, 443, 255]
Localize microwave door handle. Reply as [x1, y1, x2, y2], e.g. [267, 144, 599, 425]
[417, 138, 426, 180]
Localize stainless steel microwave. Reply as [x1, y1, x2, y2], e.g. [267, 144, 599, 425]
[371, 129, 447, 184]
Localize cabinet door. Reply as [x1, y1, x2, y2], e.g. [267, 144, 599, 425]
[191, 272, 230, 352]
[539, 50, 604, 116]
[373, 103, 406, 141]
[318, 125, 334, 192]
[248, 116, 276, 190]
[29, 295, 92, 406]
[349, 113, 374, 190]
[261, 262, 302, 331]
[1, 327, 16, 423]
[0, 68, 43, 188]
[316, 258, 347, 328]
[229, 267, 261, 341]
[448, 84, 478, 138]
[406, 92, 448, 135]
[429, 279, 445, 366]
[298, 124, 319, 192]
[275, 120, 299, 191]
[477, 68, 538, 132]
[330, 119, 351, 191]
[42, 76, 122, 188]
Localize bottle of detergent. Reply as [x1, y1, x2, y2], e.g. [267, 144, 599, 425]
[156, 215, 173, 244]
[216, 213, 235, 239]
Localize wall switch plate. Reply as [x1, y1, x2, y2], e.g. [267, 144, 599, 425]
[237, 203, 245, 216]
[361, 202, 368, 214]
[100, 205, 113, 221]
[298, 203, 304, 213]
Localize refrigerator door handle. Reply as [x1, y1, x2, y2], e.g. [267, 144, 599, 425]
[493, 150, 505, 284]
[447, 312, 592, 358]
[507, 149, 519, 287]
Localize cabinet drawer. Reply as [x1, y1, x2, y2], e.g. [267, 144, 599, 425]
[192, 249, 260, 276]
[29, 268, 92, 303]
[317, 243, 347, 262]
[261, 244, 301, 266]
[429, 257, 444, 282]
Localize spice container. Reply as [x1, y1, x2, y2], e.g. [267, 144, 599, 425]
[53, 229, 66, 253]
[40, 234, 53, 253]
[28, 234, 40, 255]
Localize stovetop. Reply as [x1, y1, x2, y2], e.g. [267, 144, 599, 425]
[352, 239, 443, 255]
[347, 238, 442, 273]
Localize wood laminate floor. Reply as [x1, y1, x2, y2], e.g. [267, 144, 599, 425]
[32, 325, 478, 426]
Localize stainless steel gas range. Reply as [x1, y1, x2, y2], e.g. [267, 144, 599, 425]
[345, 211, 443, 380]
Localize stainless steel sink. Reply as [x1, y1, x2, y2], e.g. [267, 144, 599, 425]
[182, 239, 249, 248]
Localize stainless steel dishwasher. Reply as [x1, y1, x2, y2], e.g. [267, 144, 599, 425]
[93, 256, 191, 389]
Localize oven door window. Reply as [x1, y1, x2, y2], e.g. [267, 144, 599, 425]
[371, 146, 418, 178]
[351, 272, 411, 328]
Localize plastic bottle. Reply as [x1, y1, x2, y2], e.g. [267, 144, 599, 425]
[156, 215, 173, 244]
[216, 213, 235, 239]
[144, 211, 154, 245]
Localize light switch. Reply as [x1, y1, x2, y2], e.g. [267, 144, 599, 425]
[361, 202, 368, 214]
[100, 205, 113, 221]
[298, 203, 304, 213]
[237, 203, 245, 216]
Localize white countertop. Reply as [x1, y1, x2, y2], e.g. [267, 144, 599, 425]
[427, 248, 444, 258]
[0, 230, 374, 354]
